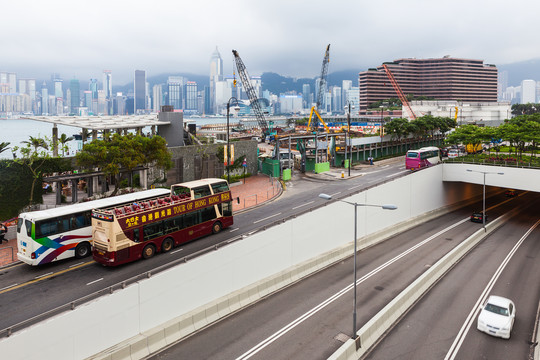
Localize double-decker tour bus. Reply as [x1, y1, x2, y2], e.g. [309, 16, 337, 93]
[91, 178, 234, 266]
[16, 188, 170, 266]
[405, 146, 441, 170]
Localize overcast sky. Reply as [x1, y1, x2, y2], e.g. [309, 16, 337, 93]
[3, 0, 539, 85]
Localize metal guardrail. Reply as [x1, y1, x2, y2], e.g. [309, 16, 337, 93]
[0, 169, 408, 339]
[443, 158, 540, 169]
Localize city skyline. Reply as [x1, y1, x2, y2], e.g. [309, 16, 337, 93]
[3, 0, 540, 85]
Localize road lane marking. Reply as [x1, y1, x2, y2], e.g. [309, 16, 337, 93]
[69, 262, 85, 268]
[34, 272, 53, 279]
[86, 278, 103, 286]
[445, 219, 540, 360]
[292, 201, 314, 210]
[235, 218, 469, 360]
[253, 213, 282, 224]
[348, 184, 363, 190]
[170, 249, 183, 255]
[0, 261, 93, 295]
[229, 228, 240, 232]
[0, 283, 19, 291]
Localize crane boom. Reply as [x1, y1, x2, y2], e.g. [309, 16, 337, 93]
[232, 50, 269, 138]
[307, 44, 331, 132]
[382, 64, 417, 120]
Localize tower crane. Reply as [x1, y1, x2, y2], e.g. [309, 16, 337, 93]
[307, 44, 331, 133]
[232, 50, 269, 140]
[382, 64, 417, 120]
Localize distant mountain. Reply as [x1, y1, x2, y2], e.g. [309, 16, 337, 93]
[108, 59, 540, 95]
[112, 73, 210, 94]
[498, 59, 540, 86]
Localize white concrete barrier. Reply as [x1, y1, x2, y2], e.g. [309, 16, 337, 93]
[0, 166, 489, 360]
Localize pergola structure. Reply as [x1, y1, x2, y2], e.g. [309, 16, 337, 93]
[22, 115, 171, 156]
[23, 115, 172, 205]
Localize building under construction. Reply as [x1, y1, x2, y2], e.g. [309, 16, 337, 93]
[359, 57, 498, 112]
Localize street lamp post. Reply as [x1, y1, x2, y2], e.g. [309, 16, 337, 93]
[226, 97, 240, 184]
[466, 169, 504, 231]
[318, 193, 397, 341]
[344, 102, 355, 177]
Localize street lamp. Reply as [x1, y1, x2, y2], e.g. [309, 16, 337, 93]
[226, 97, 240, 184]
[344, 102, 355, 177]
[466, 169, 504, 231]
[318, 193, 397, 341]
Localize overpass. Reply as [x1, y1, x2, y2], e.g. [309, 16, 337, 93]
[0, 163, 538, 360]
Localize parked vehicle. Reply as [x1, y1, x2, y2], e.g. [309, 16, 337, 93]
[466, 143, 483, 154]
[447, 148, 466, 158]
[477, 295, 516, 339]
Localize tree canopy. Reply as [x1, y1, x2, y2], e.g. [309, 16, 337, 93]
[76, 134, 172, 195]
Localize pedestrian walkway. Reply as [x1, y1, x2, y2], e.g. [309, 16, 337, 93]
[231, 174, 282, 212]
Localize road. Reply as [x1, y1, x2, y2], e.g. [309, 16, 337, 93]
[365, 195, 540, 360]
[0, 160, 409, 333]
[149, 189, 539, 358]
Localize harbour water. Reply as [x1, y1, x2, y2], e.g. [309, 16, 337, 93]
[0, 116, 289, 159]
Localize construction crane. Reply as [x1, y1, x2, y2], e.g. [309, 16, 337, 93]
[232, 50, 269, 140]
[382, 64, 417, 120]
[307, 44, 331, 133]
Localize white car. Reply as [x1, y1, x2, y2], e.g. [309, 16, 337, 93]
[447, 149, 465, 158]
[477, 295, 516, 339]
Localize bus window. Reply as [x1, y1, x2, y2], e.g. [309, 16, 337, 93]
[193, 186, 212, 199]
[36, 220, 58, 238]
[211, 181, 229, 194]
[25, 220, 32, 237]
[183, 212, 197, 228]
[172, 185, 190, 197]
[201, 206, 217, 222]
[143, 222, 163, 241]
[221, 202, 233, 217]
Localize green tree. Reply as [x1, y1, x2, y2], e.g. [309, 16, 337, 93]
[76, 134, 172, 196]
[11, 142, 50, 205]
[0, 142, 10, 154]
[57, 133, 74, 156]
[21, 136, 48, 154]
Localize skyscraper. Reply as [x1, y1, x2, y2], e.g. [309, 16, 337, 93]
[521, 79, 536, 104]
[152, 84, 163, 112]
[167, 76, 184, 110]
[209, 47, 223, 114]
[185, 81, 198, 111]
[103, 70, 112, 114]
[41, 82, 48, 115]
[70, 79, 80, 115]
[134, 70, 146, 113]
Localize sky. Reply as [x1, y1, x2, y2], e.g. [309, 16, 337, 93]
[3, 0, 540, 85]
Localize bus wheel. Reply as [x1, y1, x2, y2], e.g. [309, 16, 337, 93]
[75, 242, 91, 258]
[142, 244, 156, 259]
[161, 238, 173, 253]
[212, 221, 222, 234]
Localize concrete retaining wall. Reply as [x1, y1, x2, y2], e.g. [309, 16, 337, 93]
[0, 166, 486, 360]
